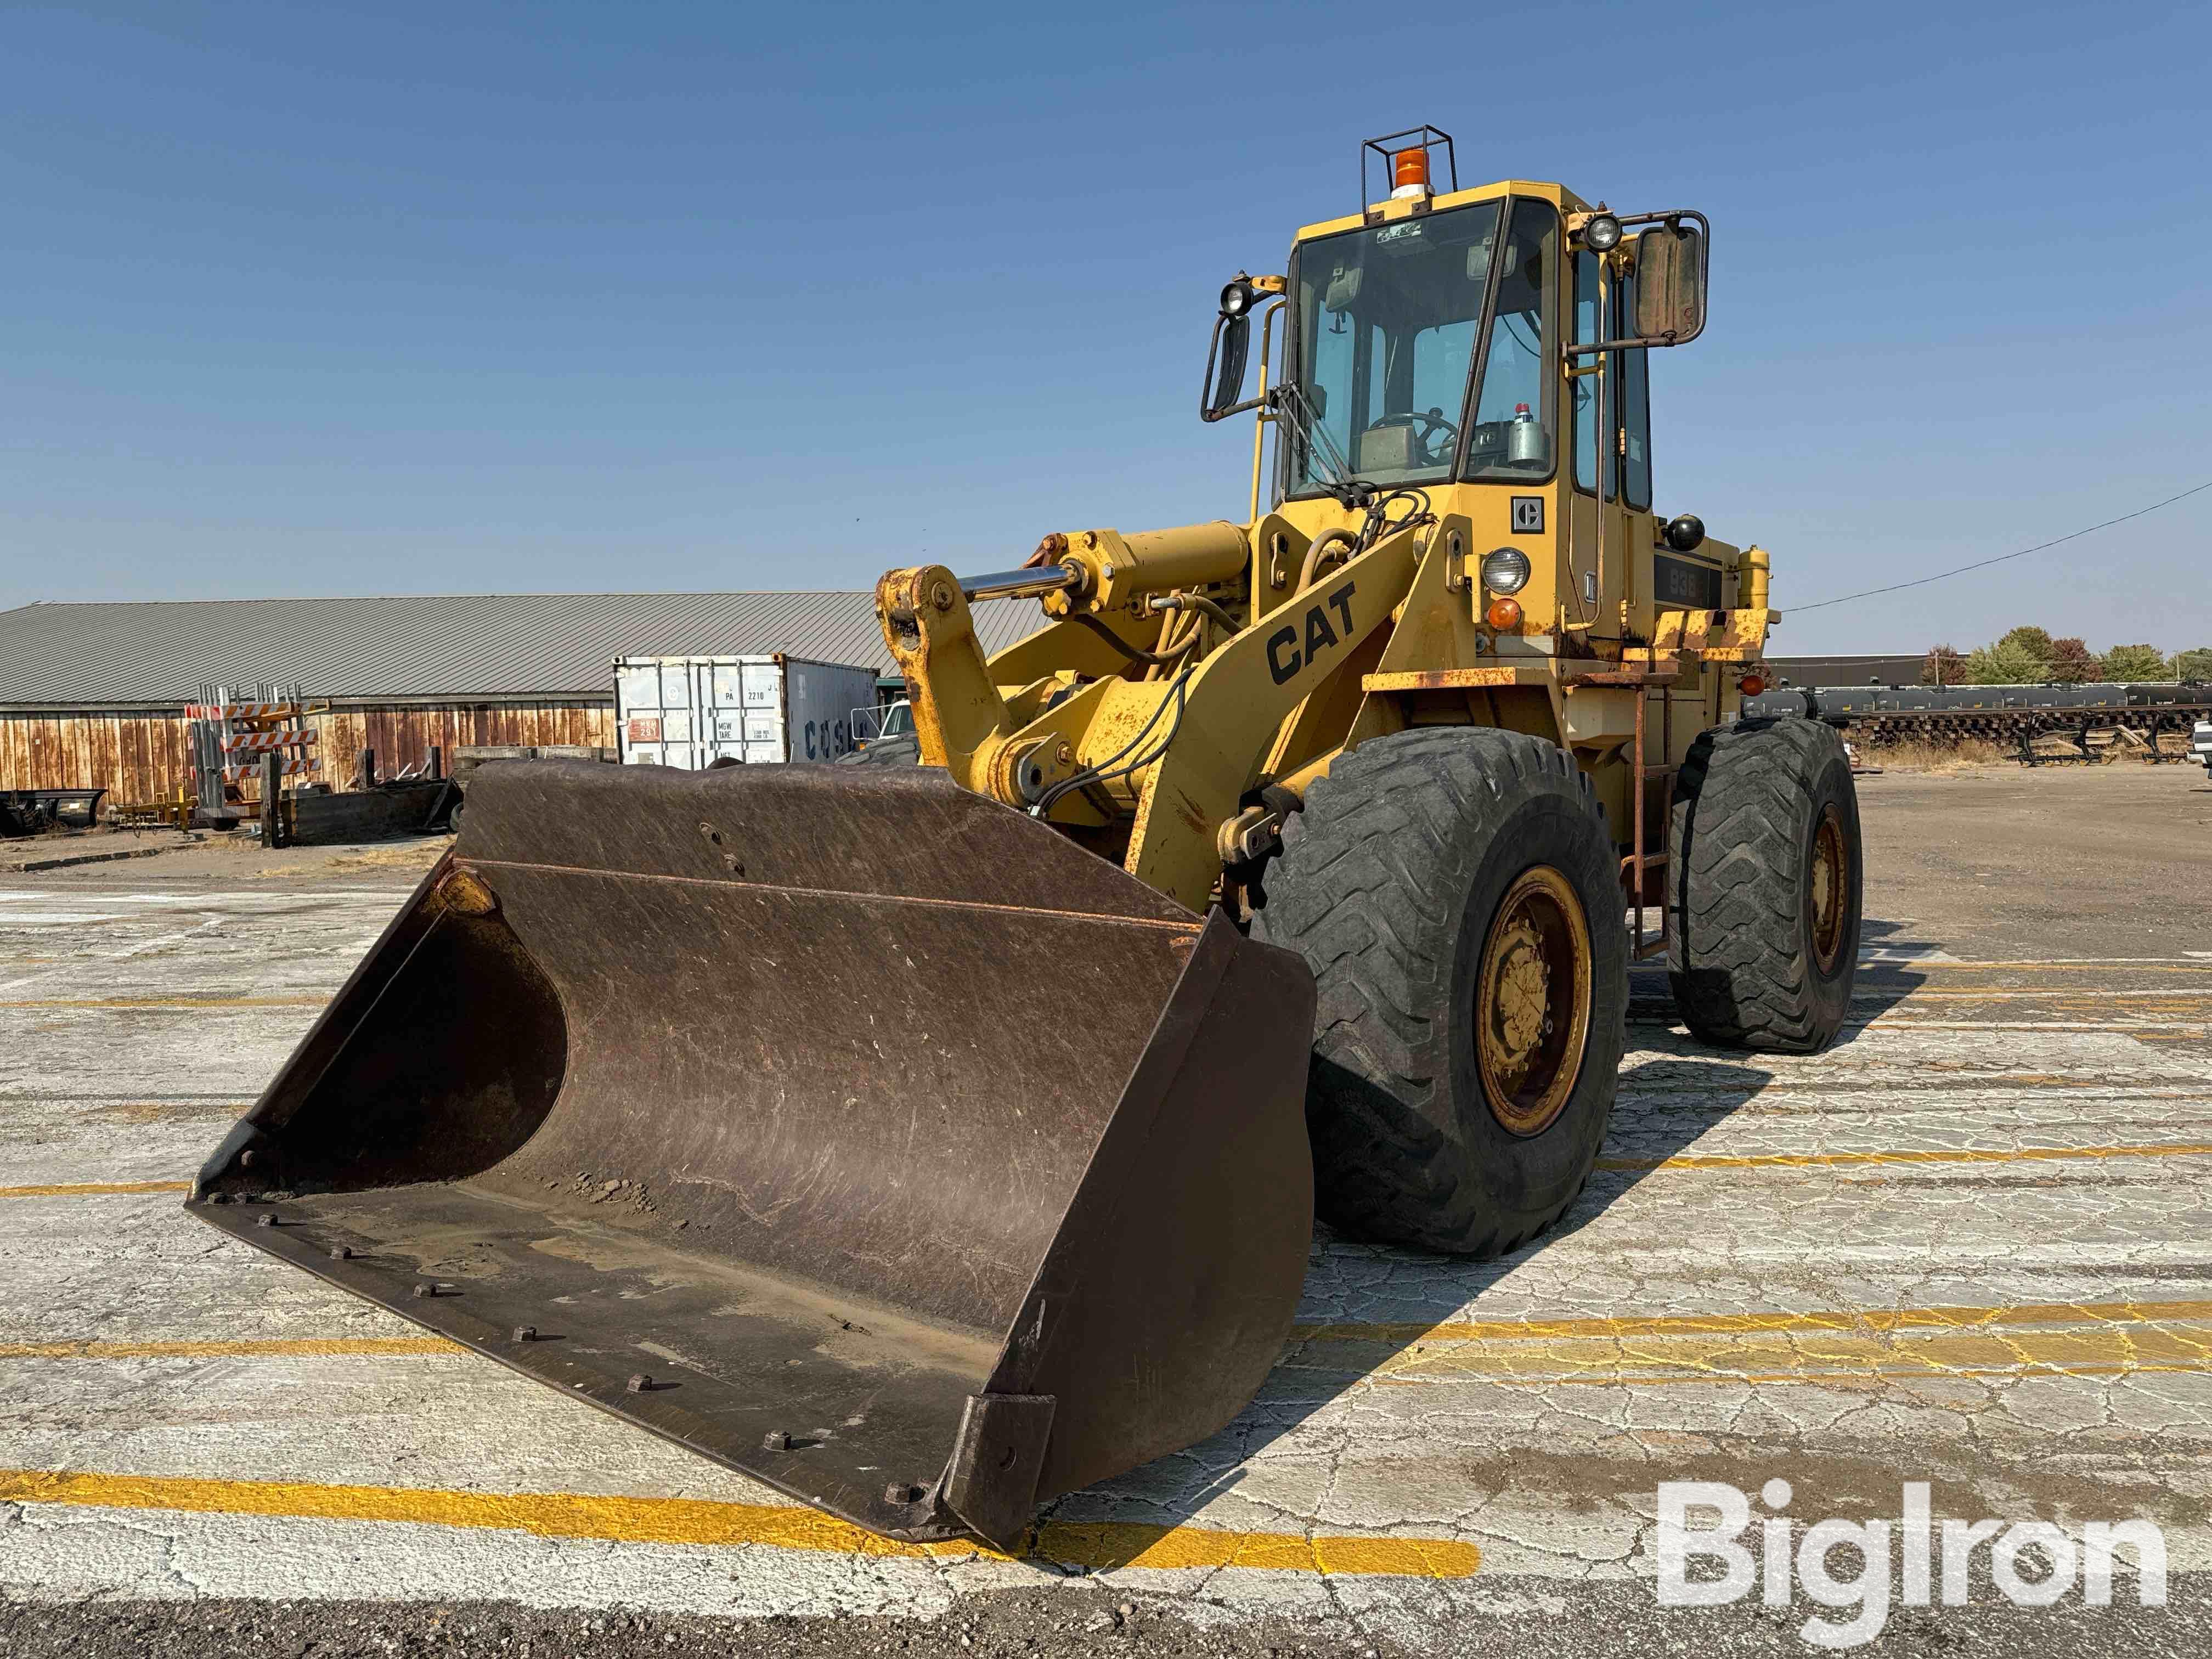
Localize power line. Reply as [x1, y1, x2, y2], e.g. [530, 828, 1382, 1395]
[1789, 478, 2212, 613]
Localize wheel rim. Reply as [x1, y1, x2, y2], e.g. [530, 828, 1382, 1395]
[1808, 804, 1848, 972]
[1476, 865, 1594, 1137]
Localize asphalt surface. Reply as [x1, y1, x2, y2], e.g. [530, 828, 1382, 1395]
[3, 1582, 2209, 1658]
[4, 759, 2210, 1656]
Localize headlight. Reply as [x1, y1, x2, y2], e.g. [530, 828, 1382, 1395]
[1581, 212, 1622, 252]
[1219, 278, 1256, 318]
[1479, 547, 1531, 595]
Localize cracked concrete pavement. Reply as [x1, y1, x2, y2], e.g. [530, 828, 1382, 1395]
[3, 761, 2211, 1655]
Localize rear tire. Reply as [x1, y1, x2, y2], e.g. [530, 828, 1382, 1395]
[1254, 728, 1627, 1256]
[834, 734, 922, 767]
[1668, 716, 1862, 1052]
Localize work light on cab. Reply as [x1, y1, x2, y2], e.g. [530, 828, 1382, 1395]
[1480, 548, 1531, 595]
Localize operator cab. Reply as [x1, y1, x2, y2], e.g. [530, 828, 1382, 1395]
[1286, 196, 1558, 494]
[1201, 127, 1706, 532]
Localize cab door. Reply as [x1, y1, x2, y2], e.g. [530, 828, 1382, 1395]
[1565, 249, 1655, 642]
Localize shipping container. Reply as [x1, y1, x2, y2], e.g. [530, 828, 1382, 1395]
[614, 655, 879, 768]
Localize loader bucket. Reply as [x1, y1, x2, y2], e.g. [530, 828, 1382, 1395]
[187, 761, 1316, 1549]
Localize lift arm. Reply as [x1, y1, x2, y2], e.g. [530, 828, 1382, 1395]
[877, 521, 1429, 912]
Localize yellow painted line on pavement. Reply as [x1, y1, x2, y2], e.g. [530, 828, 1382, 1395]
[0, 1469, 1480, 1579]
[1295, 1296, 2212, 1346]
[1292, 1298, 2212, 1389]
[1595, 1142, 2212, 1173]
[1876, 995, 2212, 1008]
[0, 1180, 191, 1199]
[0, 996, 325, 1009]
[1871, 962, 2212, 972]
[1860, 1022, 2211, 1034]
[1354, 1331, 2212, 1389]
[0, 1337, 461, 1360]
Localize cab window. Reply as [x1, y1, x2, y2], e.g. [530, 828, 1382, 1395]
[1284, 201, 1503, 493]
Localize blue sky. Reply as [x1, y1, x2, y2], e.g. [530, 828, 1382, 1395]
[4, 1, 2208, 656]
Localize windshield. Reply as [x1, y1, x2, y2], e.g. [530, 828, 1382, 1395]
[1285, 201, 1499, 494]
[1283, 198, 1560, 498]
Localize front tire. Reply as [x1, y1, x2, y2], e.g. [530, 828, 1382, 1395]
[1668, 716, 1862, 1052]
[1254, 728, 1627, 1256]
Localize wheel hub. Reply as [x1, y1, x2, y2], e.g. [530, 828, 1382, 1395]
[1493, 922, 1550, 1065]
[1809, 804, 1848, 972]
[1476, 865, 1594, 1137]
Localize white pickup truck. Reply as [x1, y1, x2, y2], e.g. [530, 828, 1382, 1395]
[2193, 719, 2212, 778]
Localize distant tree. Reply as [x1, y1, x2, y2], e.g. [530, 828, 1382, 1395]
[2177, 647, 2212, 683]
[2045, 637, 2104, 682]
[1996, 625, 2055, 661]
[1921, 645, 1967, 686]
[2101, 642, 2169, 681]
[1963, 630, 2051, 684]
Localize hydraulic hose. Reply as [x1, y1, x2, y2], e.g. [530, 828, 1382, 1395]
[1148, 592, 1241, 634]
[1296, 530, 1358, 594]
[1071, 612, 1201, 668]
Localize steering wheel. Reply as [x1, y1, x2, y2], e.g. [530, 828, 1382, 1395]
[1368, 408, 1459, 465]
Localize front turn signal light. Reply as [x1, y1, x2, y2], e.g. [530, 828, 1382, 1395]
[1738, 673, 1768, 696]
[1485, 596, 1523, 631]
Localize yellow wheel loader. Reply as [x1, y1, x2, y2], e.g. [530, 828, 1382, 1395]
[190, 127, 1862, 1553]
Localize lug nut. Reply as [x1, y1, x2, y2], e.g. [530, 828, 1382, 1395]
[256, 1212, 279, 1228]
[412, 1282, 438, 1299]
[884, 1482, 924, 1505]
[329, 1245, 352, 1260]
[512, 1325, 537, 1343]
[627, 1373, 652, 1393]
[761, 1430, 792, 1451]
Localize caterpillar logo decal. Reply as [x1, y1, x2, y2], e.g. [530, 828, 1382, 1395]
[1266, 583, 1357, 686]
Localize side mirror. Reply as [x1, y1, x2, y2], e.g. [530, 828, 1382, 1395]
[1634, 222, 1707, 345]
[1201, 311, 1252, 423]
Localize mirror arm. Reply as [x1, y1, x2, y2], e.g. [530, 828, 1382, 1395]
[1566, 331, 1695, 354]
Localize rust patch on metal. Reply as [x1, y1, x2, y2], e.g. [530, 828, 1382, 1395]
[1363, 667, 1552, 692]
[437, 867, 500, 917]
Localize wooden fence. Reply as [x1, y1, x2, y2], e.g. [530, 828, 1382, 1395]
[0, 701, 617, 807]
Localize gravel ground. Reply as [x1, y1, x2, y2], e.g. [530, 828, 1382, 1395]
[4, 1583, 2208, 1658]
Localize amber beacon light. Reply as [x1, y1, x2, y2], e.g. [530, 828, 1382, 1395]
[1391, 148, 1430, 198]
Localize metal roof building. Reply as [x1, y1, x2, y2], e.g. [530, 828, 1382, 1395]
[0, 591, 1043, 804]
[0, 591, 1042, 710]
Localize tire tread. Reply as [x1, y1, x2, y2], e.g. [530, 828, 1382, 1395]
[1256, 727, 1622, 1255]
[1667, 716, 1858, 1052]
